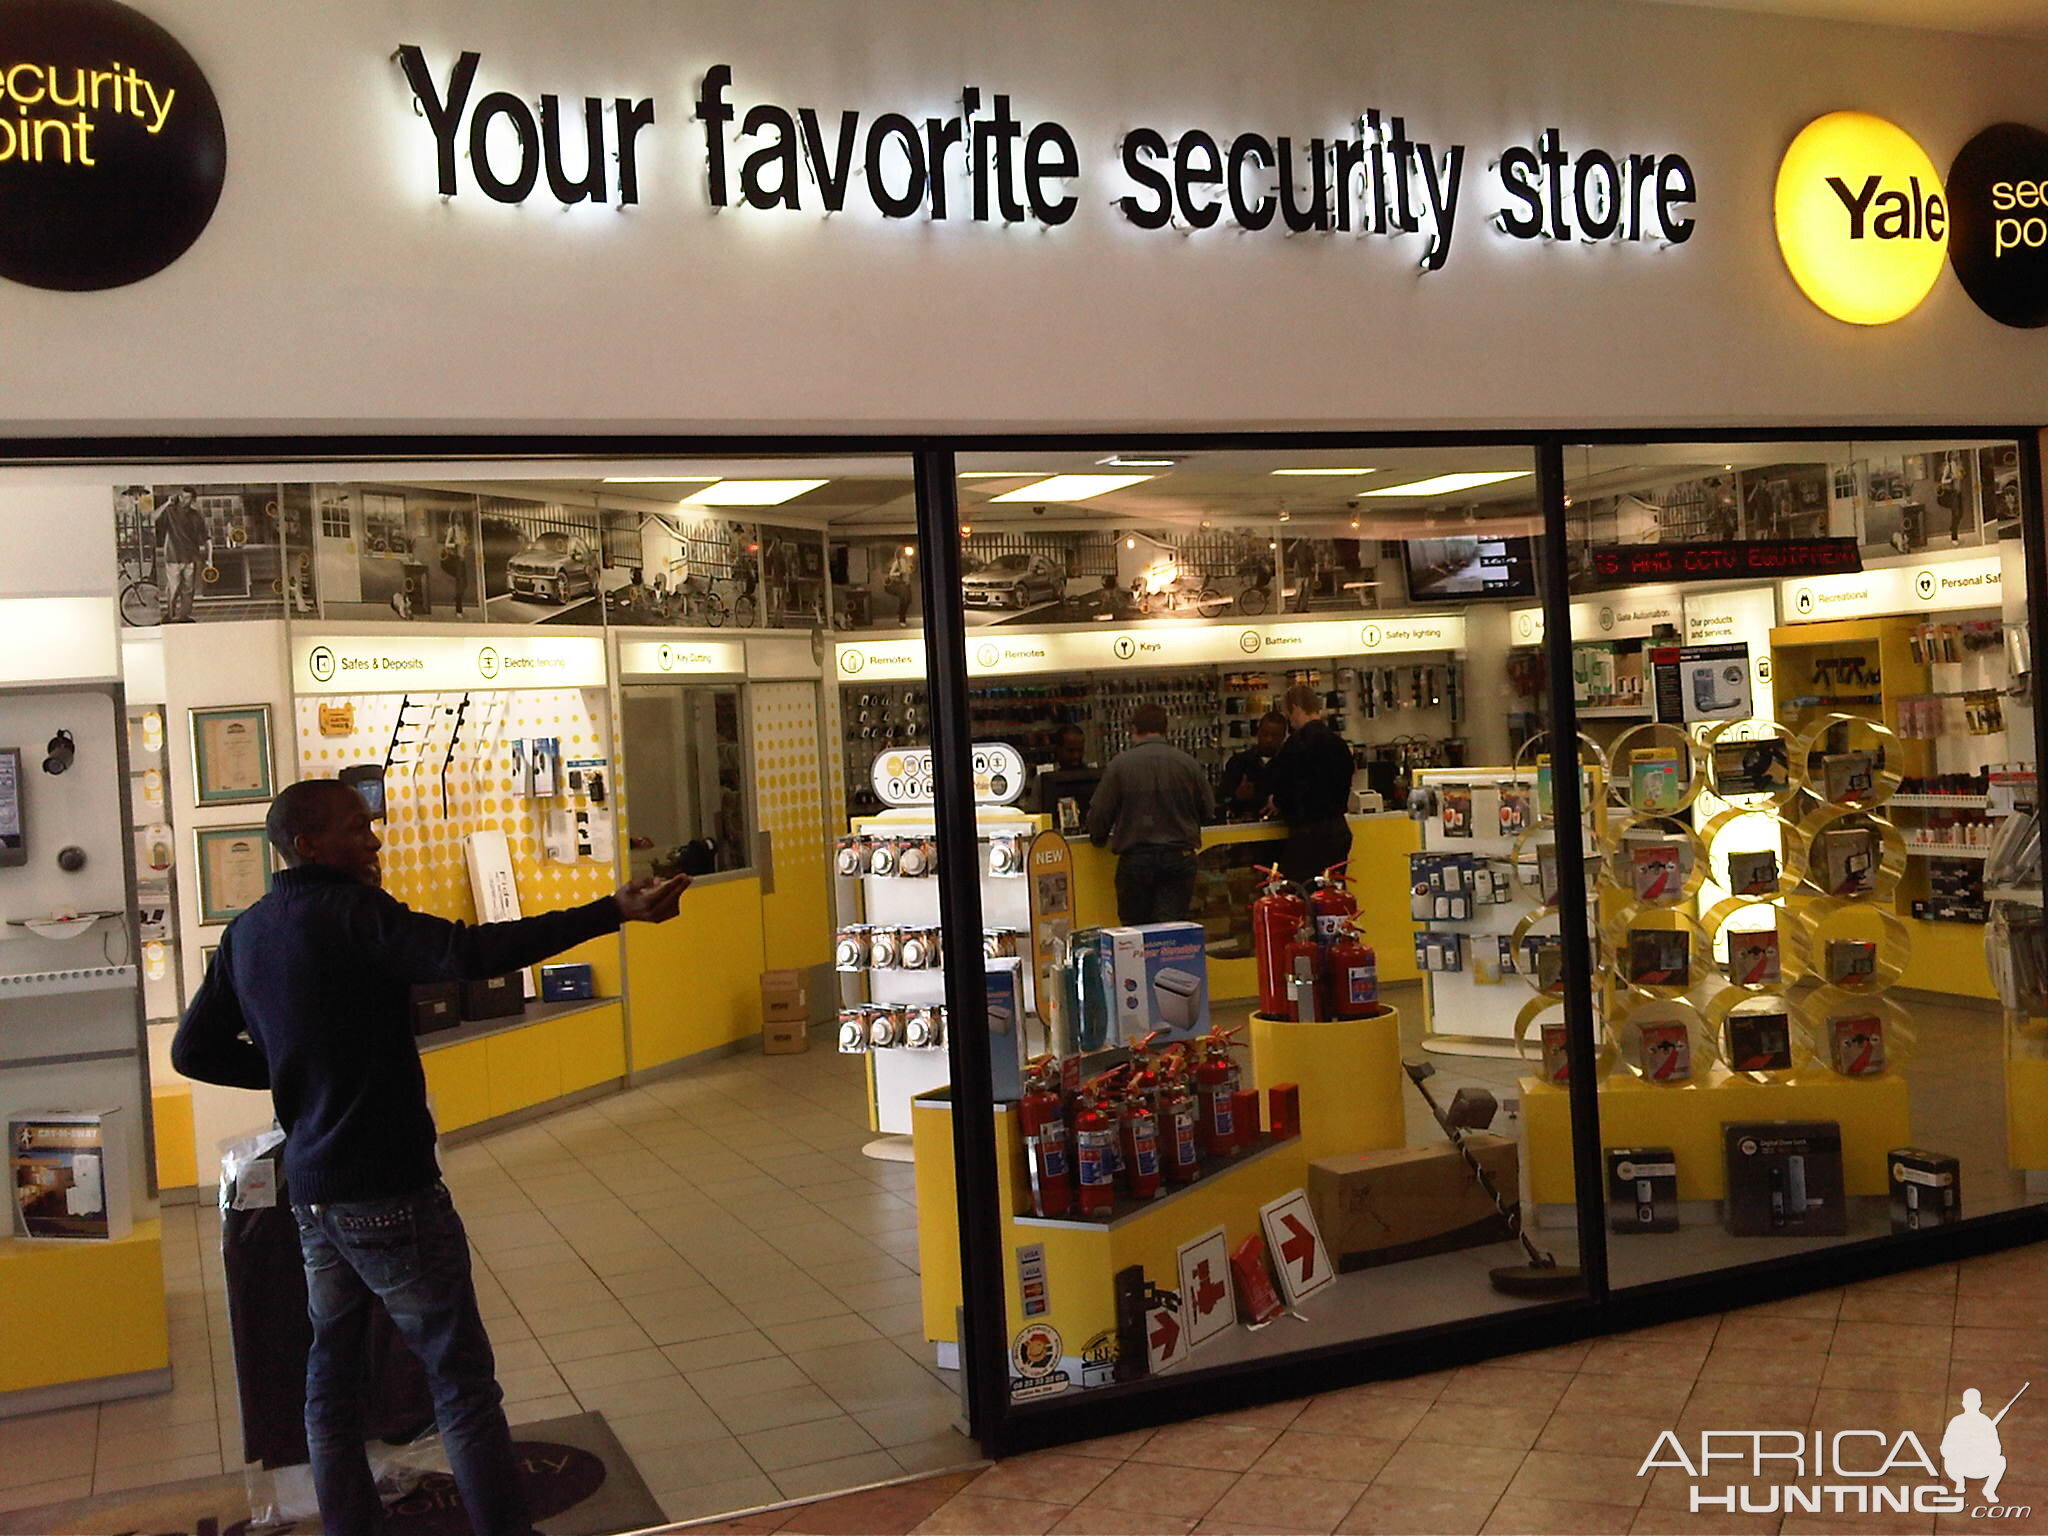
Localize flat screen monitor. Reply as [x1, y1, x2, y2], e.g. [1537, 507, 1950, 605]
[0, 748, 21, 867]
[1403, 535, 1537, 600]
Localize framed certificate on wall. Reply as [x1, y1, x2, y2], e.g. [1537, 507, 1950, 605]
[190, 705, 274, 807]
[195, 826, 272, 923]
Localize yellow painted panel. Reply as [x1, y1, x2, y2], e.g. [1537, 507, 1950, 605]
[754, 680, 833, 975]
[485, 1023, 561, 1120]
[550, 933, 624, 1000]
[2009, 1056, 2048, 1170]
[1524, 1069, 1912, 1204]
[626, 875, 765, 1071]
[152, 1088, 197, 1191]
[554, 1004, 627, 1095]
[1898, 916, 1993, 999]
[0, 1222, 168, 1392]
[421, 1040, 491, 1133]
[1248, 1007, 1405, 1162]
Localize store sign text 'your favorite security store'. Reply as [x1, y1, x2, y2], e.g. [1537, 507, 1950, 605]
[395, 50, 1699, 270]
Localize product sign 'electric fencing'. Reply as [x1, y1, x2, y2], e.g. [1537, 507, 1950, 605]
[393, 48, 1698, 270]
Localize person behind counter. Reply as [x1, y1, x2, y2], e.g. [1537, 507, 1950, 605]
[1086, 702, 1210, 925]
[1031, 724, 1099, 821]
[1267, 683, 1356, 882]
[1218, 710, 1290, 822]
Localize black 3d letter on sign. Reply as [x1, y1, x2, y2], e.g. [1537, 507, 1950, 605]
[1948, 122, 2048, 330]
[0, 0, 225, 290]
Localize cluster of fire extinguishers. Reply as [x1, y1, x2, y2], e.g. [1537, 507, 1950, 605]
[1252, 863, 1383, 1023]
[1017, 1024, 1303, 1220]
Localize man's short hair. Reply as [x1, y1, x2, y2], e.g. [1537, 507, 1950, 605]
[1131, 703, 1170, 736]
[267, 779, 355, 862]
[1283, 684, 1322, 716]
[1259, 710, 1291, 733]
[1055, 724, 1086, 746]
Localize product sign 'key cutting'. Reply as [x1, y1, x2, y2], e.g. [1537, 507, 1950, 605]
[0, 0, 225, 290]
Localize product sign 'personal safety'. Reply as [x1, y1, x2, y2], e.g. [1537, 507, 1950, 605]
[0, 0, 226, 290]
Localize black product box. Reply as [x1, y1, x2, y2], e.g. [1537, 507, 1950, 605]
[1725, 1010, 1792, 1072]
[540, 962, 595, 1002]
[1608, 1146, 1679, 1233]
[1723, 1120, 1847, 1236]
[1889, 1147, 1961, 1232]
[461, 973, 526, 1021]
[409, 981, 461, 1036]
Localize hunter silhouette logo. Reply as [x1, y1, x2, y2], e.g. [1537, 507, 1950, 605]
[1943, 1384, 2026, 1505]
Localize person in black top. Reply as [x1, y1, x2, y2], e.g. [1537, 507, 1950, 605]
[1218, 711, 1289, 822]
[173, 780, 687, 1536]
[1266, 684, 1356, 882]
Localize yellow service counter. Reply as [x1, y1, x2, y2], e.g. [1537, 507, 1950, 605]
[420, 996, 627, 1136]
[1068, 814, 1421, 1000]
[1520, 1069, 1912, 1204]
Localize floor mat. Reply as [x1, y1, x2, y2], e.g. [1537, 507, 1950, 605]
[0, 1412, 661, 1536]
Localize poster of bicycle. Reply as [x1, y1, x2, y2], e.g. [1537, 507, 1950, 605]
[114, 483, 318, 627]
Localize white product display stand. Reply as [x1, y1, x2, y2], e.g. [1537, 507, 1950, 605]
[841, 807, 1040, 1139]
[1412, 767, 1542, 1058]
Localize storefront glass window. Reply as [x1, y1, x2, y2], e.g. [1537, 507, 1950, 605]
[1562, 439, 2044, 1291]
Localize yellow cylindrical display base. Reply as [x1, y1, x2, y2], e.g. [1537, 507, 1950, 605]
[1248, 1006, 1405, 1163]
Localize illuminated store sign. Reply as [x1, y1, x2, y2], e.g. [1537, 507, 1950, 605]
[293, 634, 607, 693]
[1947, 122, 2048, 330]
[1775, 110, 1948, 326]
[1781, 552, 2002, 620]
[836, 614, 1465, 682]
[396, 50, 1695, 270]
[0, 0, 226, 290]
[1510, 591, 1683, 646]
[617, 639, 744, 676]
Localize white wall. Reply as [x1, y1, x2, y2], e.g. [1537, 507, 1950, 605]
[1, 1, 2046, 434]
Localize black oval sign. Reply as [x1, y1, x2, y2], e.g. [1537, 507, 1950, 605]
[0, 0, 225, 291]
[1948, 121, 2048, 330]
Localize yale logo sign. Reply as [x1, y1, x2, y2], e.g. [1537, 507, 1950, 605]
[1775, 110, 1948, 326]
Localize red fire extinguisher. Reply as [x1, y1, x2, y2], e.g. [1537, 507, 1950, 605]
[1280, 916, 1325, 1022]
[1158, 1065, 1202, 1184]
[1322, 919, 1380, 1021]
[1072, 1077, 1118, 1218]
[1124, 1030, 1164, 1120]
[1251, 866, 1308, 1018]
[1194, 1025, 1244, 1156]
[1019, 1054, 1072, 1219]
[1308, 862, 1359, 947]
[1120, 1082, 1163, 1200]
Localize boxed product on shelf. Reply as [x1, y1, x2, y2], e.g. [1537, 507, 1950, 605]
[1308, 1134, 1518, 1271]
[1629, 841, 1685, 903]
[1067, 924, 1207, 1046]
[1607, 1146, 1679, 1233]
[1498, 786, 1531, 837]
[1440, 785, 1474, 838]
[1725, 1009, 1793, 1072]
[1629, 747, 1685, 813]
[1725, 929, 1781, 986]
[540, 962, 594, 1002]
[1636, 1021, 1692, 1083]
[1628, 928, 1691, 987]
[1825, 938, 1877, 984]
[460, 973, 525, 1021]
[409, 981, 461, 1036]
[1814, 825, 1877, 896]
[1723, 1120, 1846, 1237]
[1827, 1013, 1885, 1076]
[1713, 738, 1790, 798]
[1821, 752, 1876, 804]
[1888, 1147, 1960, 1232]
[1538, 1021, 1571, 1084]
[1726, 850, 1780, 896]
[9, 1108, 131, 1241]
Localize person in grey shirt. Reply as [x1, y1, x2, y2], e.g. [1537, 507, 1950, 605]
[1087, 702, 1211, 924]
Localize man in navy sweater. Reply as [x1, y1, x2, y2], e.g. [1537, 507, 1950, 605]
[173, 779, 687, 1536]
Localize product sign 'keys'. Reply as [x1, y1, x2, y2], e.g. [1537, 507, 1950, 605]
[0, 0, 226, 290]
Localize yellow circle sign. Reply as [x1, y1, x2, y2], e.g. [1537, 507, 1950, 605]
[1775, 110, 1949, 325]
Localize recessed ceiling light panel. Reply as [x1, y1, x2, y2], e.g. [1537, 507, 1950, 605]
[681, 479, 829, 506]
[1270, 467, 1377, 476]
[989, 474, 1154, 503]
[1362, 471, 1532, 497]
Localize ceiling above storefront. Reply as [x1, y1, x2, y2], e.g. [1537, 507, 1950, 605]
[1642, 0, 2048, 39]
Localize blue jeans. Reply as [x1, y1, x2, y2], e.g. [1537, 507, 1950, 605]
[293, 1183, 532, 1536]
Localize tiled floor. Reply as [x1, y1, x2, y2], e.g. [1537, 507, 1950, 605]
[0, 1037, 978, 1526]
[693, 1241, 2048, 1536]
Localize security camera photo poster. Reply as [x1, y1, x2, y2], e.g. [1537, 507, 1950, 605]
[110, 485, 828, 630]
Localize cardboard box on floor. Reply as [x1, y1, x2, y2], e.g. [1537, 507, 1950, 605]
[762, 1018, 809, 1054]
[761, 968, 809, 1022]
[1309, 1134, 1519, 1271]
